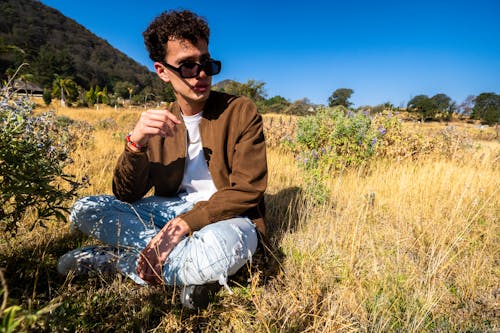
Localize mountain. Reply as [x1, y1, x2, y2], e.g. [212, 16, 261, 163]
[0, 0, 164, 97]
[212, 79, 238, 91]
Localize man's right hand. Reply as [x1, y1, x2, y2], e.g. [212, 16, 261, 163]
[128, 109, 182, 150]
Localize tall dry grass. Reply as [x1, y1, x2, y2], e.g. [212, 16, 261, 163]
[1, 106, 498, 332]
[260, 149, 499, 332]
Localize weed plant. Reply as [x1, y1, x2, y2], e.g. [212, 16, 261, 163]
[0, 91, 87, 236]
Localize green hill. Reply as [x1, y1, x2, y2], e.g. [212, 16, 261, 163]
[0, 0, 168, 100]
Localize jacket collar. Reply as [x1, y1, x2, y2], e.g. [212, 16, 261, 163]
[170, 91, 216, 119]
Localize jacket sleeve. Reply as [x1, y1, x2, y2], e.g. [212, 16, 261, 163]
[112, 145, 153, 203]
[179, 100, 268, 231]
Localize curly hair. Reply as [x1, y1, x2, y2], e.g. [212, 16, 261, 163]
[143, 10, 210, 63]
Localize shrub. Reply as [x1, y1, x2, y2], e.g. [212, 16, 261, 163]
[42, 88, 52, 106]
[294, 107, 387, 174]
[372, 116, 474, 160]
[290, 107, 401, 203]
[0, 91, 85, 236]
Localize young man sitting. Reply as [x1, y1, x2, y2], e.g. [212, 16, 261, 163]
[57, 9, 268, 309]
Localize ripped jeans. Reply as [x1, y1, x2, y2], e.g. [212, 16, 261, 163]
[69, 195, 258, 288]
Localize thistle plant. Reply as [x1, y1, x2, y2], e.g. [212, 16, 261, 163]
[0, 83, 85, 236]
[291, 107, 395, 203]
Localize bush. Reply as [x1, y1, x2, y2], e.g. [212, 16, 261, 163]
[294, 107, 387, 173]
[290, 107, 401, 203]
[42, 88, 52, 106]
[0, 91, 84, 236]
[372, 116, 474, 160]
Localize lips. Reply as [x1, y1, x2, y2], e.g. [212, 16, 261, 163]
[193, 83, 210, 93]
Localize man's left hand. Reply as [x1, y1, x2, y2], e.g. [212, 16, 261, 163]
[136, 217, 190, 285]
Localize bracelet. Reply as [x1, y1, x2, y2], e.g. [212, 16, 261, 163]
[126, 133, 146, 150]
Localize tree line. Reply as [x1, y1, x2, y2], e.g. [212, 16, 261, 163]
[217, 81, 499, 126]
[327, 88, 499, 126]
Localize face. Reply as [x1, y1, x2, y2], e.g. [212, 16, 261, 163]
[154, 38, 212, 112]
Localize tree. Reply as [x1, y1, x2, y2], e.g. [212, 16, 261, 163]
[33, 46, 76, 88]
[262, 95, 290, 114]
[430, 93, 455, 121]
[283, 98, 315, 116]
[162, 83, 176, 103]
[221, 80, 267, 101]
[128, 87, 134, 103]
[85, 86, 95, 106]
[52, 75, 78, 107]
[114, 81, 134, 99]
[139, 86, 155, 108]
[471, 92, 500, 126]
[0, 38, 25, 78]
[42, 88, 52, 106]
[328, 88, 354, 108]
[95, 86, 108, 109]
[457, 95, 475, 118]
[407, 95, 434, 121]
[408, 93, 455, 121]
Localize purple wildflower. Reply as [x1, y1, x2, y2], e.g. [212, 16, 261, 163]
[311, 150, 318, 159]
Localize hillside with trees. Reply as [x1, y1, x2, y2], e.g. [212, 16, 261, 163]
[0, 0, 498, 124]
[0, 0, 173, 106]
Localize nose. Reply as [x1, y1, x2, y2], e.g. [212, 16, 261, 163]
[197, 67, 209, 79]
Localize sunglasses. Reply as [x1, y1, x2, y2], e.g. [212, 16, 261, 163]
[163, 59, 222, 78]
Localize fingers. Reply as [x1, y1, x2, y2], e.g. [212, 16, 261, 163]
[137, 249, 163, 285]
[142, 109, 181, 136]
[130, 109, 182, 145]
[166, 217, 191, 238]
[135, 218, 190, 285]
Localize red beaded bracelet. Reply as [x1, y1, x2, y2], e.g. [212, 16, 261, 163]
[125, 133, 145, 150]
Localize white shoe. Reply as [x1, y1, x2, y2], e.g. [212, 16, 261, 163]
[180, 283, 220, 310]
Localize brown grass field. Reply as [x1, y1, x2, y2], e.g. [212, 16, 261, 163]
[0, 102, 499, 332]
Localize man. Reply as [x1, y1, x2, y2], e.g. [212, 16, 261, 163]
[57, 10, 268, 309]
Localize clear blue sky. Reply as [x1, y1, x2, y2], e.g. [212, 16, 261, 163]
[39, 0, 499, 107]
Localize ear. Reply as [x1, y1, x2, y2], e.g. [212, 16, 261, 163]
[154, 62, 170, 83]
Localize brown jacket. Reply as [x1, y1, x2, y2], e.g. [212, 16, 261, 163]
[112, 91, 268, 235]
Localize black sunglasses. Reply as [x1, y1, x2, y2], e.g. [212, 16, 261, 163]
[163, 59, 222, 78]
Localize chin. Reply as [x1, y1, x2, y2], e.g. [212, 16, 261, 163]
[192, 90, 211, 101]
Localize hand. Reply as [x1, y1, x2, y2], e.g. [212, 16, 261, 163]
[129, 109, 182, 149]
[136, 217, 191, 285]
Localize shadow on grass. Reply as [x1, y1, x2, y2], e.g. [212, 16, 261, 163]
[0, 230, 175, 331]
[265, 186, 305, 240]
[230, 186, 305, 286]
[0, 231, 86, 305]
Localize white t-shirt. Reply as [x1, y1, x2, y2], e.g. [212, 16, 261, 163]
[177, 111, 218, 203]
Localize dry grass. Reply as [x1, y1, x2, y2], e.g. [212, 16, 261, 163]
[1, 106, 499, 332]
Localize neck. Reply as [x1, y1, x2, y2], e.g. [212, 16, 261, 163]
[176, 97, 205, 116]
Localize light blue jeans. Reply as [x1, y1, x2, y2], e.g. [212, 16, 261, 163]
[69, 195, 258, 289]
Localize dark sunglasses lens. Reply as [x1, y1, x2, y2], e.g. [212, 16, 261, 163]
[206, 60, 221, 75]
[178, 60, 221, 78]
[180, 63, 199, 78]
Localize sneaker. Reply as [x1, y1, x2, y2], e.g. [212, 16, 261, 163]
[180, 283, 220, 310]
[57, 245, 119, 276]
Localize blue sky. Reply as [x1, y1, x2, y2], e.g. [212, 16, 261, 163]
[39, 0, 499, 107]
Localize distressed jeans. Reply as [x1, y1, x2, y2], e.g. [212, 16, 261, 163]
[69, 195, 258, 288]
